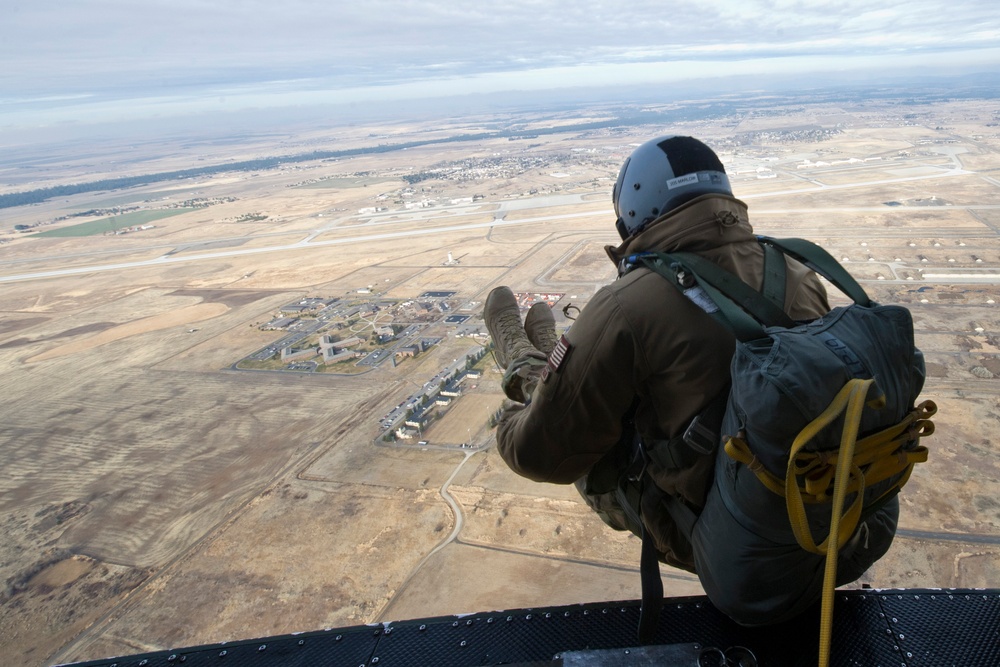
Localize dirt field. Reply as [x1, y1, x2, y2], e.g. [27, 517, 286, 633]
[422, 393, 500, 445]
[27, 302, 230, 362]
[1, 98, 999, 666]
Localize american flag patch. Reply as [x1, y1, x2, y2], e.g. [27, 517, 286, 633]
[547, 335, 571, 374]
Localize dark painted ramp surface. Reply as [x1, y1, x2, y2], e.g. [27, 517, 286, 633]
[60, 588, 1000, 666]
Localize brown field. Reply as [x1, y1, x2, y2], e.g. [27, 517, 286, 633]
[422, 392, 502, 445]
[1, 98, 999, 666]
[27, 302, 230, 362]
[545, 241, 617, 284]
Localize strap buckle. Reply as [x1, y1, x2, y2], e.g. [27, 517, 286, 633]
[682, 413, 719, 455]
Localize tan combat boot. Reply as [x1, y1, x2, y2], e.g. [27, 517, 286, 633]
[524, 302, 558, 355]
[484, 287, 546, 402]
[485, 287, 541, 367]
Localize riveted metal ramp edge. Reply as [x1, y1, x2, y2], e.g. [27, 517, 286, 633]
[58, 588, 1000, 667]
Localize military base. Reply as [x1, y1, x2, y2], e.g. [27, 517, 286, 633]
[1, 94, 1000, 665]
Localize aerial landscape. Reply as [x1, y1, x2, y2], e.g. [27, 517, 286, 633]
[1, 87, 999, 665]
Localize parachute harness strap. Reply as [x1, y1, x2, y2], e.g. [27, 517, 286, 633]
[725, 380, 936, 667]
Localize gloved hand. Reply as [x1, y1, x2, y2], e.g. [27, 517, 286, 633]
[501, 357, 547, 403]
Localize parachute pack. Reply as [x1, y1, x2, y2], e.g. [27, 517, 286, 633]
[585, 236, 936, 666]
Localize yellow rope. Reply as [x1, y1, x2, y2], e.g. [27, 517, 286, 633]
[785, 379, 872, 557]
[724, 399, 935, 504]
[812, 378, 871, 667]
[723, 383, 936, 667]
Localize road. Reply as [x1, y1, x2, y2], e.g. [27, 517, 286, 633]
[0, 209, 604, 284]
[3, 165, 994, 285]
[896, 528, 1000, 546]
[371, 449, 474, 622]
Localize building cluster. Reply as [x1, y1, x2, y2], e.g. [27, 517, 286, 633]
[172, 196, 237, 208]
[261, 317, 297, 331]
[397, 299, 453, 322]
[377, 347, 487, 445]
[280, 345, 318, 362]
[512, 292, 563, 309]
[263, 298, 339, 330]
[390, 154, 559, 191]
[247, 291, 477, 375]
[394, 368, 481, 441]
[319, 335, 364, 363]
[108, 224, 156, 235]
[716, 127, 843, 147]
[796, 157, 885, 169]
[55, 205, 141, 220]
[393, 338, 435, 361]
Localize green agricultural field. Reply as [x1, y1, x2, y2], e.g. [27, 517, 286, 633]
[34, 208, 195, 237]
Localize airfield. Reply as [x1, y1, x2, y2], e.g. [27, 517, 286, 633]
[1, 97, 999, 665]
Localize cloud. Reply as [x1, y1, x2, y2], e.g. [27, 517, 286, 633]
[2, 0, 998, 120]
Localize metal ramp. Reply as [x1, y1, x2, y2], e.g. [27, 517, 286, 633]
[60, 588, 1000, 666]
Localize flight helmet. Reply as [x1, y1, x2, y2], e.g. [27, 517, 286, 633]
[612, 135, 732, 240]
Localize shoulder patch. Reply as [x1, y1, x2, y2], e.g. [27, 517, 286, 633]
[547, 335, 571, 375]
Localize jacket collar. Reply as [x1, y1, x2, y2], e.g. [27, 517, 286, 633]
[605, 194, 755, 266]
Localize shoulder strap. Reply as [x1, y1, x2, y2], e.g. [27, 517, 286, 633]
[757, 236, 872, 307]
[635, 251, 792, 341]
[761, 242, 787, 310]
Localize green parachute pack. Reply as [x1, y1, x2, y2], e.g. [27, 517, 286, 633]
[585, 236, 935, 667]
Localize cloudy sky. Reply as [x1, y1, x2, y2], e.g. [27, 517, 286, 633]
[2, 0, 999, 131]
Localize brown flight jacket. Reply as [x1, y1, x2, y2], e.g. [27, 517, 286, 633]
[496, 193, 831, 570]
